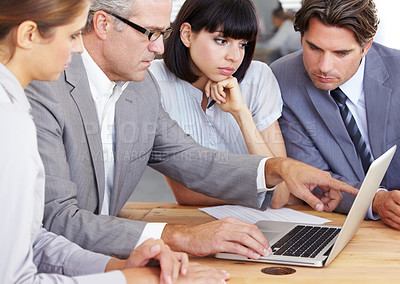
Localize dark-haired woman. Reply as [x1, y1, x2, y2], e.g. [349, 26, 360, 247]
[149, 0, 299, 207]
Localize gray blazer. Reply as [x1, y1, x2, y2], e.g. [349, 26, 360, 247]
[26, 54, 269, 258]
[271, 42, 400, 214]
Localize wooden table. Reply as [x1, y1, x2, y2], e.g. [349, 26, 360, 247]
[119, 202, 400, 283]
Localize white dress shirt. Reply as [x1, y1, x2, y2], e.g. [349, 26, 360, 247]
[0, 63, 125, 283]
[81, 50, 166, 246]
[81, 50, 128, 216]
[333, 58, 382, 220]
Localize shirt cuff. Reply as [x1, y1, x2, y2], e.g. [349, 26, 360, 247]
[134, 222, 167, 248]
[366, 187, 388, 220]
[257, 157, 276, 193]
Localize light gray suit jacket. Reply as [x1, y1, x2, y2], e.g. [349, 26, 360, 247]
[26, 54, 271, 258]
[271, 42, 400, 214]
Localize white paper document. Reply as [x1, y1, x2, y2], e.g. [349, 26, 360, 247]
[199, 205, 331, 224]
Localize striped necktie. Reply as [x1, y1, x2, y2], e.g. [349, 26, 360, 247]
[331, 87, 373, 173]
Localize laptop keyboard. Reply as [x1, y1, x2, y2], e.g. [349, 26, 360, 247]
[271, 225, 341, 258]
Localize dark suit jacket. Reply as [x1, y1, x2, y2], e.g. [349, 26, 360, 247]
[26, 54, 270, 257]
[271, 42, 400, 214]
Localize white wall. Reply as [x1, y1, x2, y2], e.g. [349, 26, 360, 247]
[171, 0, 186, 22]
[279, 0, 302, 11]
[374, 0, 400, 49]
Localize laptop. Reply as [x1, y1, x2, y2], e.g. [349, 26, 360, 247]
[215, 145, 396, 267]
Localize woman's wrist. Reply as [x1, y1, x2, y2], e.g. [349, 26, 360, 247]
[231, 107, 252, 123]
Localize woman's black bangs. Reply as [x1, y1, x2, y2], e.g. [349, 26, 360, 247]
[203, 2, 258, 42]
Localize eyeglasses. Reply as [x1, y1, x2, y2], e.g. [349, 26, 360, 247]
[91, 10, 173, 42]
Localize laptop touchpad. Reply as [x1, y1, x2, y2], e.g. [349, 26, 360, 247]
[256, 220, 298, 242]
[264, 231, 280, 241]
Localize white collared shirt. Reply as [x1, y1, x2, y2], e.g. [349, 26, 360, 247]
[81, 49, 166, 246]
[81, 49, 128, 216]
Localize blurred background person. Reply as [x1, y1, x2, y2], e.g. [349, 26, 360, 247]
[259, 5, 302, 63]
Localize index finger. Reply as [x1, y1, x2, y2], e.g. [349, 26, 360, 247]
[319, 178, 359, 196]
[294, 187, 325, 212]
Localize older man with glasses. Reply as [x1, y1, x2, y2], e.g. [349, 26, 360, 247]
[25, 0, 357, 261]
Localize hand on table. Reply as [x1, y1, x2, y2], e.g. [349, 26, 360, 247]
[162, 217, 272, 260]
[176, 262, 230, 284]
[108, 238, 188, 284]
[121, 262, 229, 284]
[373, 190, 400, 230]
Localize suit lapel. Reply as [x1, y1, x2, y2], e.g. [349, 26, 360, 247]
[364, 46, 391, 159]
[110, 84, 139, 214]
[65, 55, 106, 211]
[305, 73, 365, 180]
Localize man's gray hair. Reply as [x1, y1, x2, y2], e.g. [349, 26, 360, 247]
[84, 0, 136, 33]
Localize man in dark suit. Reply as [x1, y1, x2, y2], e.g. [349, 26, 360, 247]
[26, 0, 357, 260]
[272, 0, 400, 230]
